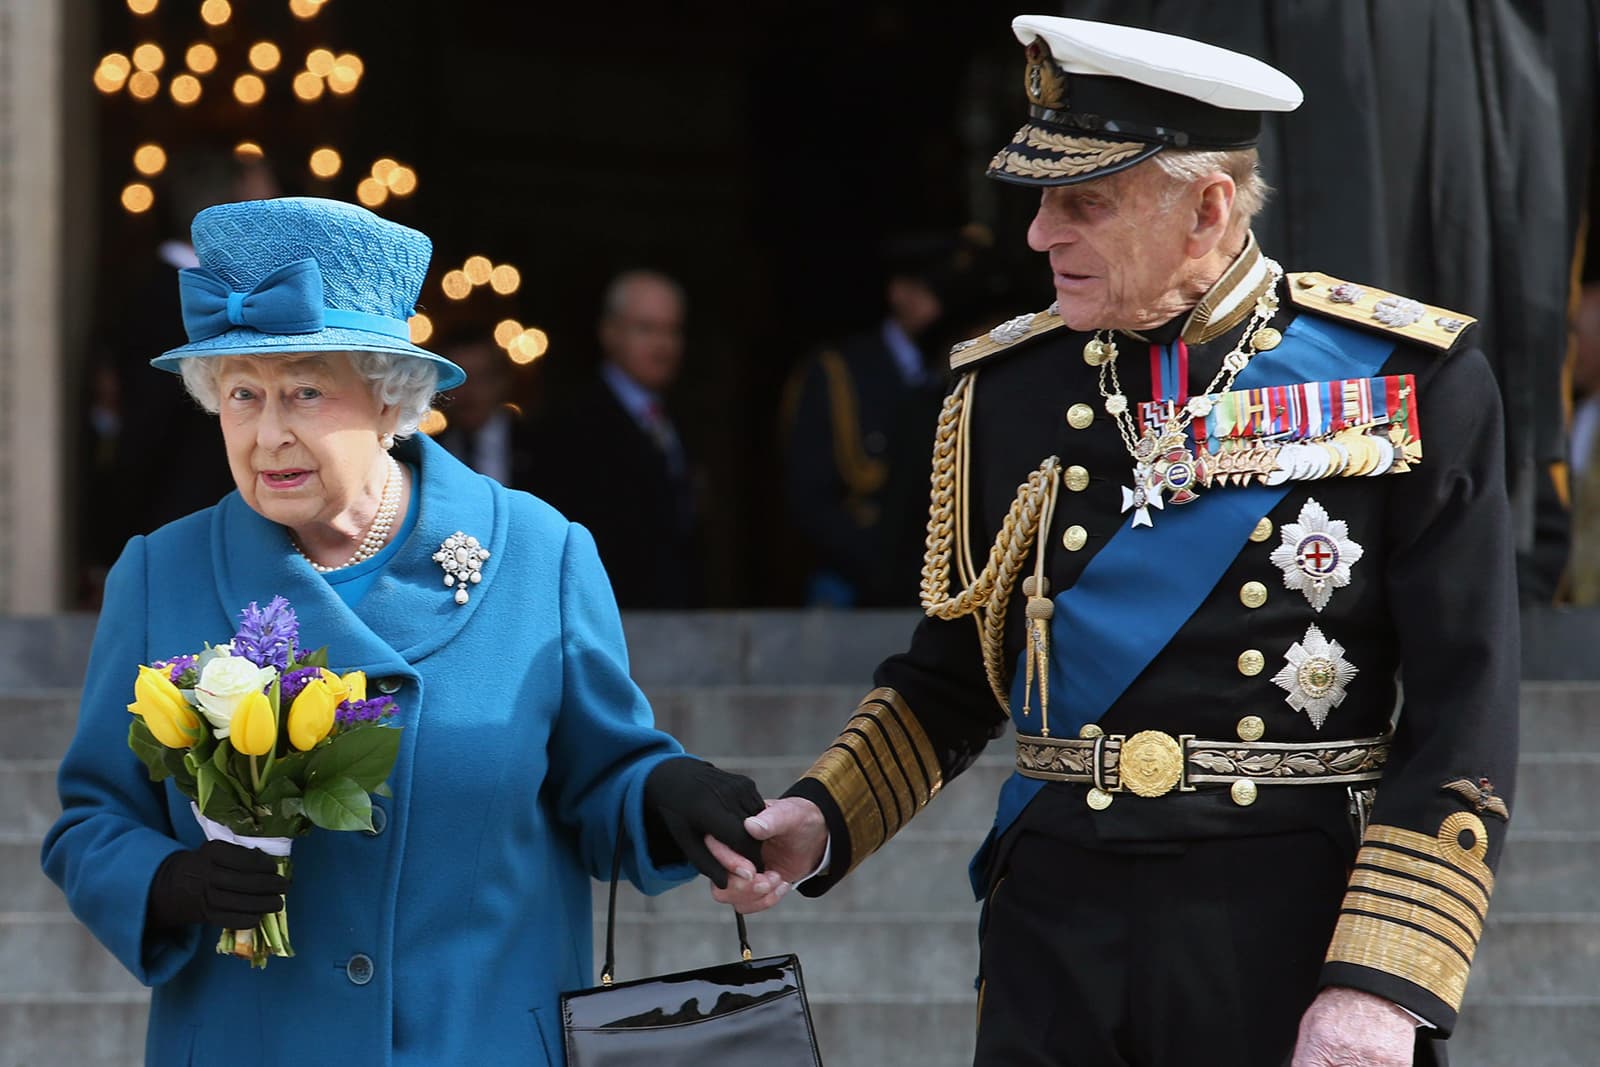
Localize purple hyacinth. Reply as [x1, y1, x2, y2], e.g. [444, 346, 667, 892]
[151, 654, 198, 684]
[335, 697, 397, 726]
[279, 666, 323, 703]
[232, 596, 299, 670]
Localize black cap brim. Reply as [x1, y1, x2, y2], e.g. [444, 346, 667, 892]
[985, 121, 1164, 187]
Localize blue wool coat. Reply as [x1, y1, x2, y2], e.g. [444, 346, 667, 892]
[42, 434, 696, 1066]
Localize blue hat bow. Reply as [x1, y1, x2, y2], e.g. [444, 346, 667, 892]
[179, 257, 410, 344]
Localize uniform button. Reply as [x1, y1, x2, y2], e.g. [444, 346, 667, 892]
[374, 677, 402, 695]
[1063, 465, 1090, 492]
[1236, 716, 1265, 742]
[1237, 650, 1265, 677]
[1066, 403, 1095, 430]
[1082, 339, 1108, 366]
[346, 953, 374, 985]
[1062, 525, 1088, 551]
[1230, 780, 1259, 806]
[1239, 581, 1268, 609]
[1251, 327, 1283, 352]
[1078, 723, 1103, 740]
[1086, 787, 1113, 811]
[364, 805, 387, 836]
[1249, 518, 1274, 543]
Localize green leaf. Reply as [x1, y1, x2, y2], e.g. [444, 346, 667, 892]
[262, 749, 311, 787]
[306, 727, 402, 793]
[280, 796, 305, 817]
[212, 737, 233, 774]
[303, 776, 372, 832]
[195, 762, 216, 816]
[127, 719, 172, 783]
[372, 781, 393, 799]
[255, 777, 302, 806]
[300, 646, 330, 669]
[162, 746, 197, 793]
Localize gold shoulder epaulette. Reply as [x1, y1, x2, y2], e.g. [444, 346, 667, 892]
[949, 304, 1067, 371]
[1287, 272, 1475, 353]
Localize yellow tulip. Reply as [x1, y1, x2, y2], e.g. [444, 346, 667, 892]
[128, 664, 200, 748]
[340, 671, 367, 703]
[287, 677, 339, 751]
[230, 691, 277, 756]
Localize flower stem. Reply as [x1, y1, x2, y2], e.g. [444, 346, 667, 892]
[250, 753, 262, 794]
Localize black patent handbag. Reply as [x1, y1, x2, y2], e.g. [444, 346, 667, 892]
[560, 819, 824, 1066]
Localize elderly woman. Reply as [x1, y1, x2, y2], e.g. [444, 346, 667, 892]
[41, 197, 777, 1064]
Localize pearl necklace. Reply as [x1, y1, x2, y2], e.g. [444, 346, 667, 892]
[1091, 259, 1284, 527]
[293, 454, 403, 573]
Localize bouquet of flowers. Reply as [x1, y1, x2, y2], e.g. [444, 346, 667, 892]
[125, 596, 402, 968]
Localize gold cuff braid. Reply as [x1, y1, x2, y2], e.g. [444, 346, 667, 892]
[1324, 816, 1496, 1012]
[800, 688, 943, 876]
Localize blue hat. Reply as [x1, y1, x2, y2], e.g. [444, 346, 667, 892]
[151, 197, 466, 390]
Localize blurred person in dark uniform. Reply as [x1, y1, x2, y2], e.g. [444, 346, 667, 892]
[782, 230, 991, 606]
[527, 270, 702, 608]
[1564, 284, 1600, 603]
[433, 325, 536, 491]
[714, 17, 1518, 1067]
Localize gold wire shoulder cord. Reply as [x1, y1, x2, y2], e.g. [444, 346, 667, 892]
[919, 371, 1060, 720]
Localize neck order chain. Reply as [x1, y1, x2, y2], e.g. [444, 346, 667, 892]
[293, 453, 403, 573]
[1091, 259, 1284, 527]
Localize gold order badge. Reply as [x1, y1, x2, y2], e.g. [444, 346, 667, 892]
[1117, 730, 1185, 797]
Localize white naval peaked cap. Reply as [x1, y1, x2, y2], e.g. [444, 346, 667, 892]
[1011, 16, 1303, 113]
[988, 15, 1303, 187]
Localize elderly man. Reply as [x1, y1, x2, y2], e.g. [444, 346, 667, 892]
[528, 269, 701, 607]
[714, 15, 1516, 1067]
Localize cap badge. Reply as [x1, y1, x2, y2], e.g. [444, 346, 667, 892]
[1271, 623, 1358, 729]
[1024, 41, 1068, 109]
[1269, 498, 1363, 612]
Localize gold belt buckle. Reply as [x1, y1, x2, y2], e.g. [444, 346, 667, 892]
[1115, 730, 1188, 797]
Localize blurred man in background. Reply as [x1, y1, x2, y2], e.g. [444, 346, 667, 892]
[434, 324, 536, 492]
[528, 269, 702, 607]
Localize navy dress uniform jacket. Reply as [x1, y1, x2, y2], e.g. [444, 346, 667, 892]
[787, 244, 1518, 1036]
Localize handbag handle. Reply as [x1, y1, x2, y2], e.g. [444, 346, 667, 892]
[601, 807, 752, 986]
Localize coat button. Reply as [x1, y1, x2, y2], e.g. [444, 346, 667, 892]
[374, 677, 402, 695]
[1078, 723, 1103, 740]
[1066, 403, 1095, 430]
[364, 805, 387, 836]
[346, 953, 374, 985]
[1231, 780, 1259, 806]
[1249, 518, 1274, 543]
[1239, 581, 1268, 609]
[1237, 650, 1265, 677]
[1063, 465, 1090, 492]
[1236, 716, 1266, 742]
[1062, 525, 1088, 551]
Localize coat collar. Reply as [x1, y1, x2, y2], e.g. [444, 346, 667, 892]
[210, 433, 505, 675]
[1122, 231, 1274, 347]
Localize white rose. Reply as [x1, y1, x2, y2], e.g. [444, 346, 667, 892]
[194, 652, 278, 739]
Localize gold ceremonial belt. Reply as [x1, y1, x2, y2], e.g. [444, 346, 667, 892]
[1015, 730, 1389, 804]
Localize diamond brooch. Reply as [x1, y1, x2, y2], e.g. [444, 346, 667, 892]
[433, 531, 490, 605]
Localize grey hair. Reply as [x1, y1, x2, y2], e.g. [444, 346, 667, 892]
[1153, 147, 1271, 231]
[178, 351, 440, 438]
[601, 269, 685, 320]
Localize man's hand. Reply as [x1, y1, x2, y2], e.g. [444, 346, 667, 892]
[1291, 987, 1416, 1066]
[704, 797, 828, 914]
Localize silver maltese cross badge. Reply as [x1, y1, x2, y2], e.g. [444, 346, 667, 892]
[1271, 624, 1358, 730]
[1269, 498, 1363, 612]
[433, 531, 491, 605]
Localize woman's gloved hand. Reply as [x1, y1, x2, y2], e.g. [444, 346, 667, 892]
[146, 840, 291, 931]
[643, 758, 767, 888]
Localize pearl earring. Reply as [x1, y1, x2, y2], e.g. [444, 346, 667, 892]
[381, 432, 395, 450]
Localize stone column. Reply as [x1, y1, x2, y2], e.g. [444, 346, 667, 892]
[0, 1, 64, 611]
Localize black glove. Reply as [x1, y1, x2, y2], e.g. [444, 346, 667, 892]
[146, 840, 291, 931]
[643, 758, 767, 888]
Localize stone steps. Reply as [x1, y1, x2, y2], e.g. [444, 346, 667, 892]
[3, 605, 1598, 1066]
